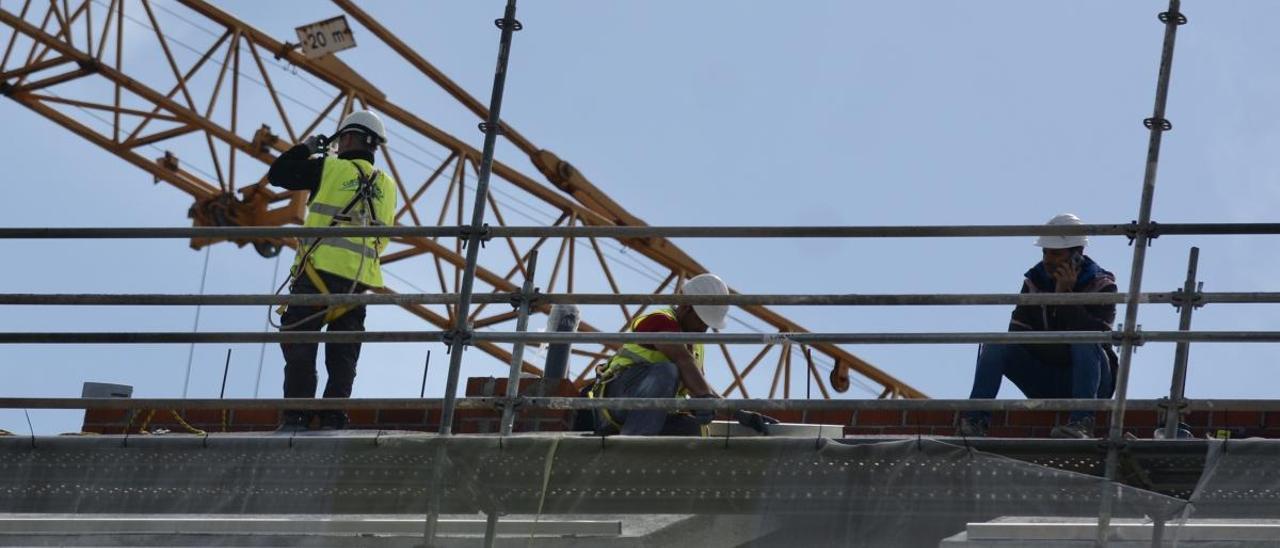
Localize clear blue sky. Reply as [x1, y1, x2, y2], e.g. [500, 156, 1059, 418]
[3, 1, 1279, 434]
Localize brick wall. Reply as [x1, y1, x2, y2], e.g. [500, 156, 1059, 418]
[79, 400, 1280, 439]
[78, 377, 578, 435]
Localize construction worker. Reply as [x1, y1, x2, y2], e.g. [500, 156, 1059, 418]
[266, 110, 398, 431]
[590, 273, 777, 436]
[959, 213, 1118, 439]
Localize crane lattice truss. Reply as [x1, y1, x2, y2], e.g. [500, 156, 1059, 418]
[0, 0, 924, 399]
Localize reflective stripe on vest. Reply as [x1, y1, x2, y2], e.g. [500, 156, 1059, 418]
[299, 237, 379, 259]
[292, 156, 398, 288]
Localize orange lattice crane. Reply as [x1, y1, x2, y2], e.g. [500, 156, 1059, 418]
[0, 0, 925, 399]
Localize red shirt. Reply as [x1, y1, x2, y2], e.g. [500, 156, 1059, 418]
[633, 311, 680, 333]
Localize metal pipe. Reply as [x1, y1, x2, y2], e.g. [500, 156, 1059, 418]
[3, 329, 1280, 345]
[1100, 3, 1184, 546]
[0, 292, 1168, 306]
[10, 290, 1280, 307]
[6, 396, 1278, 412]
[439, 0, 521, 437]
[2, 222, 1280, 240]
[1163, 247, 1199, 439]
[483, 511, 499, 548]
[499, 250, 537, 436]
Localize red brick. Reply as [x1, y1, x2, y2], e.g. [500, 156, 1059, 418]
[843, 427, 883, 436]
[1264, 413, 1280, 428]
[83, 409, 128, 425]
[457, 418, 498, 434]
[466, 377, 499, 396]
[347, 409, 377, 426]
[177, 409, 225, 423]
[987, 426, 1037, 438]
[1124, 410, 1159, 427]
[904, 411, 957, 428]
[378, 409, 426, 425]
[766, 410, 804, 424]
[1184, 411, 1211, 427]
[853, 410, 902, 426]
[230, 408, 280, 426]
[988, 412, 1008, 426]
[804, 410, 854, 426]
[880, 427, 925, 436]
[1225, 411, 1263, 428]
[1005, 411, 1060, 427]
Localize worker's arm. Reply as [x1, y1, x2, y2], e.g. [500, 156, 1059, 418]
[266, 143, 324, 193]
[1049, 279, 1118, 331]
[652, 343, 715, 397]
[1008, 280, 1038, 332]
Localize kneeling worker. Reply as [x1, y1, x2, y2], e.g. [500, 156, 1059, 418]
[591, 273, 776, 436]
[267, 110, 398, 431]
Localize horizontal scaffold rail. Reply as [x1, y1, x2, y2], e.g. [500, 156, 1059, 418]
[0, 292, 1163, 306]
[0, 291, 1275, 307]
[1, 330, 1280, 344]
[0, 397, 1274, 412]
[2, 222, 1280, 240]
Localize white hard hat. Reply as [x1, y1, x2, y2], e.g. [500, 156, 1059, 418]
[1034, 213, 1089, 249]
[336, 110, 387, 144]
[682, 273, 729, 330]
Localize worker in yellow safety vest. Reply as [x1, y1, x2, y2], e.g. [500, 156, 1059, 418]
[590, 273, 777, 436]
[266, 110, 398, 431]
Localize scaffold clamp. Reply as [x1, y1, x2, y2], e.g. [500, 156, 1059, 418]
[1158, 11, 1188, 26]
[1171, 284, 1205, 312]
[442, 328, 473, 353]
[494, 18, 524, 31]
[1144, 117, 1173, 131]
[460, 223, 493, 249]
[1124, 221, 1160, 246]
[1156, 396, 1189, 412]
[509, 287, 542, 310]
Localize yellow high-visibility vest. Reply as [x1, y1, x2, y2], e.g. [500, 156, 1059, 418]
[292, 156, 397, 288]
[598, 308, 705, 394]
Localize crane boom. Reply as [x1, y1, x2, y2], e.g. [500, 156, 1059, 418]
[0, 0, 925, 399]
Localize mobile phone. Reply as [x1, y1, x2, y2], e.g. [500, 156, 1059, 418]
[1070, 252, 1084, 268]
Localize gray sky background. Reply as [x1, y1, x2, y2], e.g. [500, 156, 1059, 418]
[2, 1, 1278, 434]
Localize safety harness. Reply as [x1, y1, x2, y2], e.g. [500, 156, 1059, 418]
[277, 164, 383, 327]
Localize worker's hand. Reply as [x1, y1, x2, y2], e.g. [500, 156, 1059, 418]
[302, 134, 329, 155]
[691, 393, 720, 425]
[734, 410, 780, 436]
[1051, 259, 1079, 293]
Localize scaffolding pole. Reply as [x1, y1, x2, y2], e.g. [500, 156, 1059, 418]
[438, 0, 521, 439]
[1098, 2, 1185, 545]
[1163, 247, 1200, 439]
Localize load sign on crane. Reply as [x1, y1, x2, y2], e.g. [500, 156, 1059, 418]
[295, 16, 356, 59]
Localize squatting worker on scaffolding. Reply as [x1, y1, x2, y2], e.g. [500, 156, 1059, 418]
[589, 274, 778, 436]
[959, 213, 1119, 439]
[266, 110, 398, 431]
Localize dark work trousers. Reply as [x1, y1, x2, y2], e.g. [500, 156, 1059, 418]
[280, 269, 367, 408]
[597, 362, 702, 436]
[965, 343, 1112, 424]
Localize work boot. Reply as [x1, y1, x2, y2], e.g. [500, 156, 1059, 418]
[1051, 416, 1096, 439]
[276, 411, 311, 433]
[316, 411, 348, 431]
[956, 415, 988, 438]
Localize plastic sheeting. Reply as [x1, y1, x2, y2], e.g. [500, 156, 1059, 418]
[0, 433, 1192, 546]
